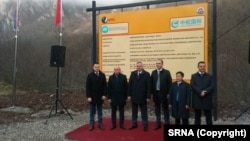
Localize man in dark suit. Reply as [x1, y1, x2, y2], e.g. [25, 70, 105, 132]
[107, 66, 128, 130]
[151, 59, 172, 130]
[128, 61, 151, 132]
[86, 63, 107, 131]
[190, 61, 214, 125]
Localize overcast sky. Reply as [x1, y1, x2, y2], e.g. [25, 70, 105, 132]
[0, 0, 157, 8]
[0, 0, 156, 6]
[80, 0, 156, 7]
[92, 0, 154, 5]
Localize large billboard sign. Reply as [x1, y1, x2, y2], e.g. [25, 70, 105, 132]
[98, 3, 208, 81]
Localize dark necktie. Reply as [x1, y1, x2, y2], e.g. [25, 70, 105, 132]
[176, 83, 180, 102]
[156, 71, 160, 90]
[115, 74, 119, 81]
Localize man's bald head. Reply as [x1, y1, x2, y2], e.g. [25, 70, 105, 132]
[114, 65, 121, 74]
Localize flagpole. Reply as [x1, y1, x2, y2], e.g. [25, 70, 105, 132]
[60, 0, 62, 46]
[12, 29, 18, 108]
[12, 0, 19, 108]
[58, 0, 63, 101]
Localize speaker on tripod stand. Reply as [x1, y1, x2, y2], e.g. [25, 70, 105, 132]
[50, 45, 66, 67]
[45, 45, 73, 124]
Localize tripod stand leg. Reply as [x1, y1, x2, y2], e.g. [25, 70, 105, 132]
[45, 105, 55, 124]
[234, 106, 250, 121]
[58, 99, 73, 120]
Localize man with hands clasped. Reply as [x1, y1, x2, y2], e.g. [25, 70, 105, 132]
[190, 61, 214, 125]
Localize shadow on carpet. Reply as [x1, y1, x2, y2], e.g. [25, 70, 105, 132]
[65, 117, 164, 141]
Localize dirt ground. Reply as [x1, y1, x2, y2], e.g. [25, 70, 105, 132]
[0, 89, 245, 124]
[0, 90, 88, 123]
[0, 89, 135, 124]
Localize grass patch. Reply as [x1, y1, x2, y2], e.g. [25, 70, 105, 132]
[0, 82, 25, 95]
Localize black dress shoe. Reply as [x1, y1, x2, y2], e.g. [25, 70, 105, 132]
[128, 125, 137, 130]
[120, 125, 126, 130]
[143, 127, 148, 132]
[164, 122, 170, 125]
[98, 124, 105, 130]
[153, 125, 161, 130]
[89, 125, 94, 131]
[110, 125, 116, 130]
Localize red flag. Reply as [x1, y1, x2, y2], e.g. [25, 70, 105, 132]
[55, 0, 61, 25]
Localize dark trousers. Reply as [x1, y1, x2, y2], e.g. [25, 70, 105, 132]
[155, 99, 169, 125]
[175, 118, 189, 125]
[131, 102, 148, 127]
[89, 103, 103, 126]
[111, 105, 125, 126]
[194, 109, 213, 125]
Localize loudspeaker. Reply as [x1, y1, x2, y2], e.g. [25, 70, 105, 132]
[50, 45, 66, 67]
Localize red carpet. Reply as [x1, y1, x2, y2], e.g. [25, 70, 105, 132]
[65, 117, 164, 141]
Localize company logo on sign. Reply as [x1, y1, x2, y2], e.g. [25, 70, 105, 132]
[102, 16, 108, 23]
[196, 7, 205, 14]
[101, 16, 115, 23]
[102, 26, 109, 33]
[101, 23, 128, 35]
[170, 16, 204, 30]
[171, 20, 179, 28]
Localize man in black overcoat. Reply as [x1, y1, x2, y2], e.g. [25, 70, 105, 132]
[107, 66, 128, 130]
[190, 61, 214, 125]
[86, 63, 107, 131]
[151, 59, 172, 130]
[128, 61, 151, 132]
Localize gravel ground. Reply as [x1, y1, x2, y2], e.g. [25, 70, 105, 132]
[0, 108, 250, 141]
[0, 109, 146, 141]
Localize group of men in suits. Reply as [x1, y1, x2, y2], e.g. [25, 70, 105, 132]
[85, 60, 214, 131]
